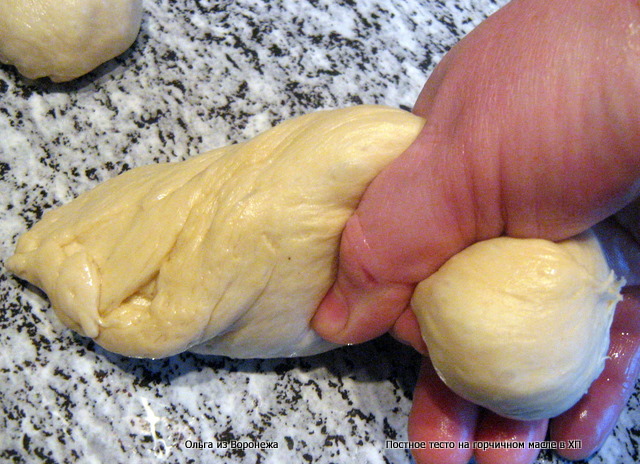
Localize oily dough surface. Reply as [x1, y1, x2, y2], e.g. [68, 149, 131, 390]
[0, 0, 142, 82]
[411, 232, 624, 420]
[7, 105, 426, 359]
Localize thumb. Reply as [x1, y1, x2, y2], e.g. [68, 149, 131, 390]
[310, 213, 417, 345]
[311, 131, 486, 345]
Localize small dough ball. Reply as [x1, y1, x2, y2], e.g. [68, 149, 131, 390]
[411, 232, 624, 420]
[0, 0, 142, 82]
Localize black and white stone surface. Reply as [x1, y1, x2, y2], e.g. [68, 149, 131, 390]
[0, 1, 637, 463]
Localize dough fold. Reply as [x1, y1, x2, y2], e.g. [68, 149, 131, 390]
[7, 105, 426, 358]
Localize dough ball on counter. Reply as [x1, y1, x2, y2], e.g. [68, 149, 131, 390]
[0, 0, 142, 82]
[7, 105, 425, 358]
[411, 232, 624, 420]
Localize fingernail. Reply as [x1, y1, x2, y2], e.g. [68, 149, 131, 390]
[311, 287, 349, 342]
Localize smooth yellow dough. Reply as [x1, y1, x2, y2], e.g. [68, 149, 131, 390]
[0, 0, 142, 82]
[411, 231, 624, 420]
[8, 104, 624, 420]
[7, 105, 426, 358]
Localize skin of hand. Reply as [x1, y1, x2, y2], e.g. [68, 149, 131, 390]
[311, 0, 640, 463]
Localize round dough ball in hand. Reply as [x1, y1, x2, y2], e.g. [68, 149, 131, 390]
[0, 0, 143, 82]
[411, 231, 625, 420]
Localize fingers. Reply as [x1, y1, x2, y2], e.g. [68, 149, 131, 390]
[550, 286, 640, 460]
[408, 358, 479, 464]
[473, 413, 548, 464]
[311, 277, 412, 345]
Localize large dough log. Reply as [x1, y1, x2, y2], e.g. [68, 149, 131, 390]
[8, 105, 425, 358]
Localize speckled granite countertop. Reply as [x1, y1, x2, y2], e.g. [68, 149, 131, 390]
[0, 1, 637, 463]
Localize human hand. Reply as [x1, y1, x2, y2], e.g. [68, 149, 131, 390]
[312, 0, 640, 462]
